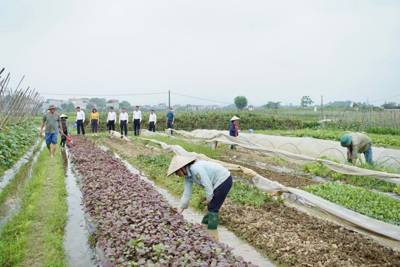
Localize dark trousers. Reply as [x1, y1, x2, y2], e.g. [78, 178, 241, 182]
[120, 120, 127, 136]
[208, 175, 233, 212]
[133, 119, 140, 136]
[108, 120, 115, 132]
[77, 120, 85, 135]
[60, 131, 68, 147]
[167, 120, 173, 135]
[149, 121, 155, 132]
[91, 119, 98, 133]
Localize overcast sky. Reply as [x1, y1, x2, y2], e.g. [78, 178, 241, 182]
[1, 0, 400, 107]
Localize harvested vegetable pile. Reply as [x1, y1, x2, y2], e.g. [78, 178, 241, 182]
[67, 135, 256, 267]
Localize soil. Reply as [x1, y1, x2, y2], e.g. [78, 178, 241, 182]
[220, 199, 400, 266]
[100, 137, 400, 267]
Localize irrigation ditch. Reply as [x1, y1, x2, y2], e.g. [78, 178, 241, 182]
[99, 136, 400, 266]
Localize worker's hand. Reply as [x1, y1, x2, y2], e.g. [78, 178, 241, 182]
[177, 208, 184, 214]
[202, 200, 210, 206]
[61, 131, 64, 136]
[39, 130, 43, 137]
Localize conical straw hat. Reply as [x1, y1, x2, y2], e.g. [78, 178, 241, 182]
[230, 116, 240, 121]
[60, 114, 68, 118]
[167, 155, 196, 176]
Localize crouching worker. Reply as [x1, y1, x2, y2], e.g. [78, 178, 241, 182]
[167, 155, 233, 230]
[340, 133, 373, 165]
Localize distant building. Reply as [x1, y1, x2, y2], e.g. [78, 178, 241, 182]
[68, 98, 88, 109]
[41, 99, 66, 112]
[248, 105, 255, 111]
[106, 99, 120, 111]
[156, 103, 167, 110]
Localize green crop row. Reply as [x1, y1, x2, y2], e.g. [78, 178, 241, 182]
[0, 123, 38, 175]
[135, 154, 276, 209]
[304, 182, 400, 225]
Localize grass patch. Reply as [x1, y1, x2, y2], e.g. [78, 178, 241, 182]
[0, 145, 68, 266]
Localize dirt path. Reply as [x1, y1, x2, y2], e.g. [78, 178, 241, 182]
[101, 137, 400, 266]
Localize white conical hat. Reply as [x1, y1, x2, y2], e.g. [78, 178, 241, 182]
[167, 155, 196, 176]
[230, 116, 240, 121]
[60, 114, 68, 118]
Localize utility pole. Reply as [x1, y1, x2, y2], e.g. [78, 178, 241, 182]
[168, 90, 170, 109]
[321, 95, 325, 120]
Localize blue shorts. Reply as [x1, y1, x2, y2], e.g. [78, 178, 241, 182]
[45, 133, 58, 145]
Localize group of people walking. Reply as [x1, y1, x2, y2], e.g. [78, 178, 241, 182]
[72, 106, 175, 137]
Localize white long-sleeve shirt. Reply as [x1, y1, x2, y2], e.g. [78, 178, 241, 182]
[119, 112, 129, 123]
[76, 110, 85, 121]
[149, 113, 157, 123]
[107, 112, 116, 121]
[133, 110, 142, 121]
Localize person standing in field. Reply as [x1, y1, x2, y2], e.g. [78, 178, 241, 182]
[58, 114, 69, 147]
[133, 106, 142, 136]
[148, 109, 157, 132]
[107, 107, 116, 133]
[166, 108, 175, 135]
[229, 116, 240, 150]
[119, 107, 129, 137]
[167, 155, 233, 230]
[340, 133, 373, 165]
[76, 106, 85, 135]
[90, 108, 99, 136]
[40, 105, 64, 157]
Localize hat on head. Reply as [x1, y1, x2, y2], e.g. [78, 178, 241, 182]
[60, 114, 68, 118]
[48, 104, 56, 110]
[340, 134, 352, 147]
[167, 155, 196, 176]
[230, 116, 240, 122]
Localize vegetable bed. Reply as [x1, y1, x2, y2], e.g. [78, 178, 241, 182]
[67, 135, 256, 267]
[304, 182, 400, 225]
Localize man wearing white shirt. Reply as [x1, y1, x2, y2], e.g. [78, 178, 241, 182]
[119, 107, 129, 137]
[76, 106, 85, 135]
[148, 109, 157, 132]
[132, 106, 142, 136]
[107, 107, 117, 133]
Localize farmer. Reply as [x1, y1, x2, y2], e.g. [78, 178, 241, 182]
[166, 108, 174, 135]
[76, 106, 85, 135]
[90, 108, 99, 136]
[107, 107, 116, 133]
[167, 155, 233, 230]
[148, 109, 157, 132]
[132, 106, 142, 136]
[340, 133, 373, 165]
[229, 116, 240, 150]
[40, 105, 64, 157]
[58, 114, 69, 147]
[119, 107, 129, 137]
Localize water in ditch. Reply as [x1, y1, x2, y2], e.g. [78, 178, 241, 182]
[114, 153, 275, 267]
[62, 149, 96, 267]
[0, 141, 45, 230]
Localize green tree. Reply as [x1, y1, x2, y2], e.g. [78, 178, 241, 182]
[300, 96, 314, 108]
[60, 103, 67, 109]
[381, 102, 398, 109]
[234, 96, 248, 110]
[119, 101, 131, 109]
[65, 103, 76, 112]
[263, 101, 281, 110]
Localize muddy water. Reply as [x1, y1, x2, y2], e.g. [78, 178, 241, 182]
[0, 141, 45, 230]
[0, 138, 41, 194]
[114, 153, 275, 267]
[62, 150, 95, 267]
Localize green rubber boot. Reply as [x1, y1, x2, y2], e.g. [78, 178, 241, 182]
[201, 211, 209, 224]
[207, 212, 219, 230]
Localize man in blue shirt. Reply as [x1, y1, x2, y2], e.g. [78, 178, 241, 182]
[166, 108, 175, 135]
[167, 155, 233, 230]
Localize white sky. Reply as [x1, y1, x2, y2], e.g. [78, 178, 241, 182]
[1, 0, 400, 107]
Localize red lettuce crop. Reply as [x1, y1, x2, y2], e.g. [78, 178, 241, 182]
[67, 135, 257, 267]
